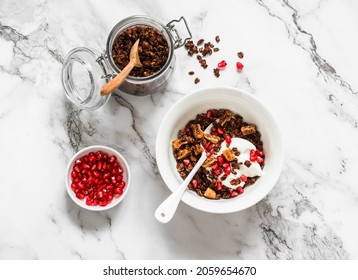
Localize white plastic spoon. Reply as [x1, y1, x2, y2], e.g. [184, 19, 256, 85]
[155, 124, 213, 223]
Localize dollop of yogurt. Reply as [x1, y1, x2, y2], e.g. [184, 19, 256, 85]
[208, 138, 264, 188]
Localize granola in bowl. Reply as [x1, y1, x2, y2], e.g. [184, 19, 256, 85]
[172, 109, 265, 200]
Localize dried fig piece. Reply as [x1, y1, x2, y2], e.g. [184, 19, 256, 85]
[194, 144, 204, 155]
[172, 136, 194, 149]
[204, 187, 216, 199]
[219, 110, 233, 126]
[222, 149, 236, 161]
[176, 149, 191, 159]
[241, 125, 256, 135]
[202, 155, 217, 168]
[204, 133, 220, 143]
[191, 124, 204, 139]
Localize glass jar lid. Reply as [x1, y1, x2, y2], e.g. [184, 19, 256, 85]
[62, 47, 110, 111]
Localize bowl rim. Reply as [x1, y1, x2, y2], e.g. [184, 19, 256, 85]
[155, 86, 284, 213]
[65, 145, 131, 211]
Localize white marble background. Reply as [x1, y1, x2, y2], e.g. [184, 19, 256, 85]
[0, 0, 357, 259]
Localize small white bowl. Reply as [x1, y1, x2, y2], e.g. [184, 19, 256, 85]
[156, 86, 284, 214]
[65, 145, 131, 211]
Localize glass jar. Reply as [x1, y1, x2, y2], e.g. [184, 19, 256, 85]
[62, 15, 191, 110]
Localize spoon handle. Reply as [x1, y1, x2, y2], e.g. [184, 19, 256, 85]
[155, 153, 207, 223]
[100, 61, 135, 96]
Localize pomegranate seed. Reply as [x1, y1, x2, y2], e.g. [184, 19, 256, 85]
[76, 193, 85, 200]
[206, 110, 212, 118]
[236, 61, 244, 71]
[97, 191, 104, 198]
[212, 163, 219, 170]
[116, 175, 123, 182]
[109, 156, 117, 163]
[90, 164, 96, 171]
[250, 149, 256, 157]
[218, 60, 227, 70]
[113, 187, 123, 195]
[118, 167, 123, 173]
[83, 156, 89, 163]
[93, 171, 100, 178]
[191, 179, 198, 188]
[240, 174, 247, 182]
[102, 162, 107, 171]
[97, 162, 102, 170]
[214, 169, 221, 175]
[223, 163, 230, 168]
[250, 155, 257, 162]
[86, 197, 92, 206]
[74, 165, 80, 173]
[257, 156, 264, 163]
[216, 181, 223, 190]
[92, 198, 99, 206]
[256, 150, 264, 157]
[96, 151, 102, 161]
[217, 127, 224, 134]
[71, 171, 77, 179]
[225, 135, 232, 144]
[217, 155, 224, 164]
[209, 143, 215, 150]
[224, 167, 231, 176]
[205, 142, 211, 149]
[99, 200, 108, 207]
[89, 155, 96, 163]
[206, 152, 212, 157]
[231, 191, 239, 197]
[82, 164, 90, 169]
[237, 186, 244, 194]
[75, 159, 82, 165]
[118, 181, 126, 188]
[183, 159, 190, 166]
[103, 173, 110, 179]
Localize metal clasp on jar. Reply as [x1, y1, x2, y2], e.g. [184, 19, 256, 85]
[96, 53, 115, 80]
[166, 16, 192, 49]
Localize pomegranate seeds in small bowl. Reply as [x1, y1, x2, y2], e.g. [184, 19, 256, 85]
[65, 145, 131, 211]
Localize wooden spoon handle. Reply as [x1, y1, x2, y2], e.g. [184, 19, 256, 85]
[100, 61, 135, 96]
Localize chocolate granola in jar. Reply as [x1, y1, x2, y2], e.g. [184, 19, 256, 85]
[62, 16, 191, 110]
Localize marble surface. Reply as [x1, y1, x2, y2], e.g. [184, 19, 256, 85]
[0, 0, 357, 260]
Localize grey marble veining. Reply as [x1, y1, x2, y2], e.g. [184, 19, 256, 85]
[0, 0, 357, 259]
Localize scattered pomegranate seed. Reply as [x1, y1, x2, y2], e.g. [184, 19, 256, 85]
[212, 163, 219, 170]
[237, 186, 244, 194]
[224, 166, 231, 176]
[70, 151, 126, 207]
[214, 169, 221, 175]
[206, 152, 212, 157]
[223, 163, 230, 168]
[218, 60, 227, 70]
[225, 135, 231, 144]
[183, 159, 190, 166]
[236, 61, 244, 71]
[217, 127, 224, 134]
[256, 150, 264, 157]
[205, 142, 211, 149]
[217, 155, 224, 164]
[250, 155, 257, 162]
[250, 149, 256, 157]
[239, 174, 247, 182]
[206, 110, 212, 118]
[216, 181, 223, 190]
[192, 179, 198, 188]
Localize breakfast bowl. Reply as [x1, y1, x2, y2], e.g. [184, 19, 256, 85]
[65, 145, 131, 211]
[155, 86, 284, 214]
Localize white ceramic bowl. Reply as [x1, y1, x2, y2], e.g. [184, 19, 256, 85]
[156, 87, 284, 213]
[65, 145, 131, 211]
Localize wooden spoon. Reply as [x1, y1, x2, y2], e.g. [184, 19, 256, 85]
[100, 39, 142, 96]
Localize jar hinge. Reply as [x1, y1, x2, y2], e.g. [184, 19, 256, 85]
[166, 16, 192, 49]
[96, 54, 115, 80]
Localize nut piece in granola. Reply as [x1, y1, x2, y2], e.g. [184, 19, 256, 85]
[176, 149, 191, 159]
[222, 149, 236, 161]
[194, 144, 204, 155]
[204, 133, 221, 144]
[219, 110, 233, 126]
[191, 124, 204, 139]
[241, 125, 257, 135]
[204, 187, 216, 199]
[202, 155, 217, 168]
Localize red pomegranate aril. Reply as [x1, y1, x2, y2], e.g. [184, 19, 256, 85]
[216, 181, 223, 190]
[191, 179, 198, 188]
[250, 149, 256, 157]
[97, 162, 102, 170]
[206, 152, 212, 157]
[217, 127, 224, 134]
[104, 178, 110, 184]
[109, 156, 117, 163]
[71, 171, 77, 179]
[257, 156, 264, 163]
[206, 110, 212, 118]
[209, 143, 215, 150]
[74, 165, 81, 173]
[250, 155, 257, 162]
[212, 163, 219, 170]
[75, 159, 82, 165]
[73, 178, 80, 184]
[82, 163, 90, 169]
[76, 193, 85, 200]
[256, 150, 264, 157]
[102, 162, 107, 171]
[107, 194, 113, 202]
[97, 191, 104, 198]
[86, 197, 92, 205]
[99, 200, 108, 207]
[106, 185, 113, 191]
[113, 187, 123, 195]
[237, 186, 244, 194]
[217, 155, 224, 164]
[117, 167, 123, 173]
[224, 167, 231, 176]
[183, 159, 190, 166]
[93, 171, 100, 178]
[89, 155, 96, 163]
[116, 175, 123, 182]
[231, 191, 239, 197]
[214, 169, 221, 175]
[218, 60, 227, 69]
[205, 142, 211, 149]
[96, 151, 102, 161]
[236, 61, 244, 71]
[92, 198, 99, 206]
[111, 176, 117, 183]
[90, 164, 97, 171]
[118, 181, 126, 188]
[240, 174, 247, 182]
[102, 154, 108, 160]
[83, 156, 89, 163]
[223, 163, 230, 168]
[225, 135, 232, 144]
[78, 182, 85, 189]
[111, 169, 118, 176]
